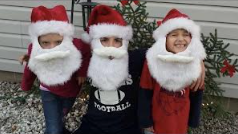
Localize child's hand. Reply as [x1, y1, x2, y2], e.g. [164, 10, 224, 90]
[144, 126, 155, 133]
[190, 61, 205, 91]
[19, 54, 29, 65]
[77, 77, 86, 86]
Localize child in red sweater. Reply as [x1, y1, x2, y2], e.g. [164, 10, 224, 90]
[139, 9, 206, 134]
[20, 5, 90, 134]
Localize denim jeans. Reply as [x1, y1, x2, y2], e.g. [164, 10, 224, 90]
[41, 90, 76, 134]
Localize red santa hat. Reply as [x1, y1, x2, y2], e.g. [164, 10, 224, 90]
[153, 8, 200, 41]
[81, 5, 133, 43]
[29, 5, 74, 39]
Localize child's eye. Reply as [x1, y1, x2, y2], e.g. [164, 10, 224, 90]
[100, 37, 108, 42]
[170, 34, 177, 37]
[56, 40, 62, 45]
[183, 34, 190, 37]
[42, 41, 49, 45]
[183, 33, 190, 37]
[115, 38, 122, 42]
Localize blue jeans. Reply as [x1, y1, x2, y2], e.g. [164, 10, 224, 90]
[41, 90, 76, 134]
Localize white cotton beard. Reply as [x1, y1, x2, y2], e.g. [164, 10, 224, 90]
[93, 47, 127, 59]
[87, 39, 129, 91]
[146, 37, 202, 91]
[34, 50, 70, 61]
[157, 54, 194, 63]
[28, 36, 82, 86]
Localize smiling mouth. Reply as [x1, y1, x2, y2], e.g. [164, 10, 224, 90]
[175, 44, 186, 47]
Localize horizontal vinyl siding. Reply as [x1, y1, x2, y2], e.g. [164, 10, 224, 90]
[0, 59, 24, 73]
[146, 0, 238, 7]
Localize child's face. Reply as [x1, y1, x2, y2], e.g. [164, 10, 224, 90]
[38, 33, 63, 49]
[100, 36, 122, 48]
[166, 29, 191, 54]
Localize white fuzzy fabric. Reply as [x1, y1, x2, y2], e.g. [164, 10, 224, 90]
[157, 55, 194, 63]
[89, 23, 133, 40]
[146, 37, 205, 91]
[153, 18, 200, 41]
[87, 39, 129, 91]
[81, 23, 132, 45]
[81, 32, 91, 44]
[93, 47, 127, 59]
[28, 37, 82, 86]
[29, 21, 74, 38]
[34, 50, 70, 61]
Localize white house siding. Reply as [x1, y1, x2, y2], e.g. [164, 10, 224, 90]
[0, 0, 237, 98]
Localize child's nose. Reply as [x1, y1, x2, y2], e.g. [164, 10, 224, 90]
[49, 43, 57, 49]
[108, 40, 115, 47]
[177, 35, 184, 41]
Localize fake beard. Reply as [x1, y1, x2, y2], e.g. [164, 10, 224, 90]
[28, 37, 82, 86]
[88, 39, 129, 91]
[146, 38, 202, 91]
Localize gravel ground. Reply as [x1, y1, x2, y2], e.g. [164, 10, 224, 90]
[0, 81, 87, 134]
[0, 81, 238, 134]
[191, 113, 238, 134]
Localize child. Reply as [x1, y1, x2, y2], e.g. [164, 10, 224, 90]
[20, 5, 90, 134]
[138, 9, 206, 134]
[73, 5, 144, 134]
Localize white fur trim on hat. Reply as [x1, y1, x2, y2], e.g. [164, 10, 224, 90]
[153, 18, 200, 41]
[81, 32, 91, 44]
[89, 24, 133, 40]
[29, 21, 74, 38]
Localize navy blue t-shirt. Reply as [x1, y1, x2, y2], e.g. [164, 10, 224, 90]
[77, 49, 146, 134]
